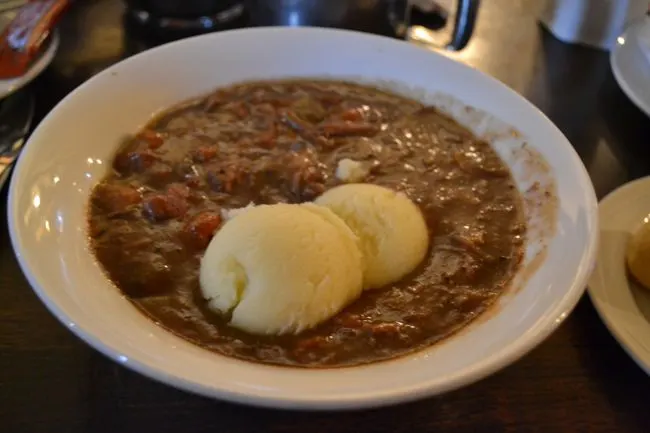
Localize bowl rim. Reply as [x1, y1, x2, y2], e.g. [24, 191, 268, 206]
[7, 26, 599, 410]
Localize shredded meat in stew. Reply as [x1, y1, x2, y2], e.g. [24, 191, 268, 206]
[88, 80, 526, 367]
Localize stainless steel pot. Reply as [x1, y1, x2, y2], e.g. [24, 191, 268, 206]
[245, 0, 480, 50]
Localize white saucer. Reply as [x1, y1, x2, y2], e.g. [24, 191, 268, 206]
[589, 176, 650, 376]
[0, 10, 59, 100]
[611, 16, 650, 117]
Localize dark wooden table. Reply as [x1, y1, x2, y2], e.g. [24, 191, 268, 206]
[2, 0, 650, 431]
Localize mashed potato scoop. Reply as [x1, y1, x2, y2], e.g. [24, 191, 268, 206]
[200, 203, 364, 335]
[315, 183, 429, 290]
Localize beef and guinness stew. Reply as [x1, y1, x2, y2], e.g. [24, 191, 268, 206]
[88, 80, 526, 367]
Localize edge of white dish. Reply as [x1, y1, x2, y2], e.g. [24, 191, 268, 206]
[588, 176, 650, 376]
[611, 17, 650, 117]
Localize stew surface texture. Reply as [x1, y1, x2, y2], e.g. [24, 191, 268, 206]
[88, 80, 526, 367]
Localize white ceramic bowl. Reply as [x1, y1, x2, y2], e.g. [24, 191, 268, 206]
[8, 27, 598, 410]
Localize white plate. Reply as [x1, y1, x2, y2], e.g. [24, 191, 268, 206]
[611, 16, 650, 117]
[588, 176, 650, 375]
[7, 27, 598, 410]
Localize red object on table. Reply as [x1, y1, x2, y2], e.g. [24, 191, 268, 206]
[0, 0, 69, 79]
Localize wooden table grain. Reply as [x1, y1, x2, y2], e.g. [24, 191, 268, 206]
[2, 0, 650, 431]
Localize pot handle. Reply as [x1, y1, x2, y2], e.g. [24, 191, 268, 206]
[447, 0, 479, 50]
[400, 0, 480, 51]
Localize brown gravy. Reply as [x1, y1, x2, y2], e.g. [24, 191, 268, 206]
[88, 80, 526, 367]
